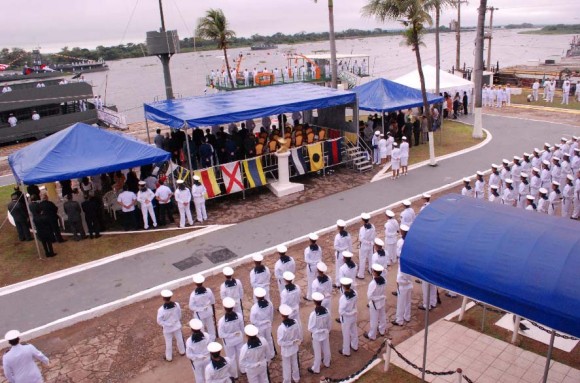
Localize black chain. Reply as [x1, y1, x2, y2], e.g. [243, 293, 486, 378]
[387, 342, 456, 376]
[527, 320, 578, 340]
[463, 374, 475, 383]
[475, 301, 506, 315]
[322, 339, 388, 382]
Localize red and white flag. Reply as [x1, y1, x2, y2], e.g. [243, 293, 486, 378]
[221, 161, 244, 194]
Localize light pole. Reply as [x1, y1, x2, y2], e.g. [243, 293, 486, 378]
[472, 0, 487, 139]
[455, 0, 468, 71]
[485, 6, 499, 71]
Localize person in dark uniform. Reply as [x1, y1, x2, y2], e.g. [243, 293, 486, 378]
[82, 194, 101, 239]
[39, 193, 65, 243]
[34, 207, 57, 257]
[28, 194, 41, 219]
[63, 194, 86, 241]
[7, 194, 32, 241]
[60, 180, 73, 198]
[463, 91, 469, 115]
[26, 184, 40, 199]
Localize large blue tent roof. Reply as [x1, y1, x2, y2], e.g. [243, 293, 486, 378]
[401, 194, 580, 338]
[144, 83, 357, 128]
[353, 78, 443, 112]
[9, 123, 171, 185]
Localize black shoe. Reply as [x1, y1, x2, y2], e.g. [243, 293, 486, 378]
[356, 276, 365, 280]
[391, 320, 402, 326]
[95, 234, 101, 238]
[303, 296, 312, 301]
[418, 305, 427, 311]
[391, 291, 398, 296]
[58, 239, 67, 243]
[338, 350, 350, 357]
[307, 368, 318, 374]
[363, 332, 370, 340]
[351, 347, 358, 352]
[89, 234, 94, 239]
[335, 318, 342, 324]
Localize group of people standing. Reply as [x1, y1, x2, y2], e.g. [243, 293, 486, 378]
[531, 78, 579, 104]
[482, 84, 511, 108]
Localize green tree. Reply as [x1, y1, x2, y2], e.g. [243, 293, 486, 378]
[314, 0, 338, 88]
[362, 0, 434, 126]
[196, 8, 236, 88]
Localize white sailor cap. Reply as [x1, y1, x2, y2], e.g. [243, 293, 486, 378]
[252, 254, 264, 262]
[342, 251, 353, 258]
[223, 267, 234, 276]
[245, 324, 259, 337]
[312, 292, 324, 301]
[279, 304, 292, 316]
[176, 179, 185, 184]
[340, 277, 353, 286]
[189, 319, 203, 330]
[491, 163, 498, 168]
[223, 297, 236, 308]
[316, 262, 328, 272]
[520, 172, 529, 178]
[422, 193, 431, 199]
[336, 219, 346, 227]
[192, 274, 205, 284]
[374, 238, 384, 247]
[490, 185, 499, 190]
[563, 152, 570, 157]
[207, 342, 223, 353]
[463, 177, 471, 183]
[400, 224, 410, 232]
[539, 188, 548, 194]
[193, 175, 201, 181]
[308, 233, 319, 241]
[392, 142, 398, 147]
[283, 271, 295, 281]
[374, 130, 380, 136]
[161, 289, 173, 298]
[402, 136, 408, 141]
[138, 180, 146, 185]
[402, 200, 411, 206]
[575, 148, 580, 152]
[567, 174, 574, 181]
[361, 212, 371, 220]
[573, 136, 579, 141]
[553, 157, 560, 162]
[526, 195, 535, 201]
[385, 209, 395, 218]
[4, 330, 20, 341]
[505, 179, 513, 184]
[544, 142, 551, 147]
[542, 160, 550, 166]
[277, 245, 288, 253]
[372, 264, 384, 273]
[532, 167, 540, 173]
[552, 181, 560, 186]
[533, 148, 541, 154]
[254, 287, 267, 298]
[555, 144, 561, 149]
[523, 152, 530, 157]
[502, 159, 510, 165]
[513, 156, 521, 161]
[476, 171, 484, 176]
[561, 137, 568, 142]
[380, 133, 385, 137]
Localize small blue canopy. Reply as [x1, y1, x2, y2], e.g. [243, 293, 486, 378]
[9, 123, 170, 185]
[353, 78, 443, 112]
[401, 194, 580, 338]
[144, 83, 357, 128]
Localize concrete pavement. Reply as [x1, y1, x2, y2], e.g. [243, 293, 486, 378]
[0, 114, 578, 335]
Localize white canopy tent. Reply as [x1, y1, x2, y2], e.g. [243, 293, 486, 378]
[393, 64, 475, 112]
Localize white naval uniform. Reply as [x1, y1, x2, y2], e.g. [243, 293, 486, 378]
[518, 182, 531, 208]
[391, 147, 401, 170]
[280, 283, 302, 320]
[395, 265, 413, 324]
[540, 168, 552, 189]
[358, 223, 376, 278]
[537, 196, 549, 214]
[2, 343, 49, 383]
[530, 175, 541, 200]
[561, 161, 572, 186]
[548, 190, 562, 215]
[137, 188, 157, 229]
[371, 250, 389, 278]
[461, 185, 474, 198]
[250, 265, 271, 301]
[502, 187, 517, 207]
[400, 141, 410, 167]
[311, 274, 333, 313]
[204, 357, 234, 383]
[474, 179, 485, 199]
[384, 218, 399, 265]
[367, 276, 387, 339]
[308, 306, 331, 373]
[371, 134, 380, 164]
[250, 300, 276, 360]
[400, 207, 415, 227]
[573, 178, 580, 219]
[239, 336, 270, 383]
[489, 172, 502, 195]
[531, 156, 542, 171]
[277, 318, 302, 383]
[489, 193, 502, 204]
[511, 164, 521, 190]
[304, 244, 323, 300]
[333, 231, 353, 287]
[157, 302, 186, 361]
[338, 260, 358, 287]
[218, 312, 245, 379]
[521, 160, 532, 176]
[220, 279, 244, 316]
[500, 167, 511, 189]
[185, 331, 210, 383]
[189, 286, 217, 340]
[541, 150, 552, 163]
[174, 187, 194, 227]
[338, 290, 359, 356]
[562, 183, 574, 218]
[274, 256, 296, 295]
[551, 166, 562, 187]
[191, 183, 208, 222]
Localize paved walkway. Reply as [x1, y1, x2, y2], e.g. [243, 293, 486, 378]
[391, 320, 580, 383]
[1, 114, 578, 335]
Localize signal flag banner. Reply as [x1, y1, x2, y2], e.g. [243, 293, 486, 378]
[307, 142, 324, 172]
[242, 158, 267, 188]
[221, 161, 245, 194]
[324, 138, 343, 166]
[290, 147, 308, 175]
[194, 168, 221, 198]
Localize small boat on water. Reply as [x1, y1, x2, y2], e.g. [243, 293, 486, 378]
[251, 43, 278, 51]
[566, 35, 580, 58]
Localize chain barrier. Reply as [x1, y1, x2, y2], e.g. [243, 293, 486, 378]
[322, 338, 387, 382]
[474, 301, 506, 315]
[463, 373, 475, 383]
[387, 342, 456, 377]
[528, 320, 578, 340]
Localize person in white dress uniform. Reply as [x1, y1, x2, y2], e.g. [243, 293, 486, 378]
[307, 292, 332, 375]
[157, 289, 185, 362]
[204, 342, 235, 383]
[185, 319, 210, 383]
[2, 330, 49, 383]
[304, 233, 322, 301]
[250, 287, 276, 360]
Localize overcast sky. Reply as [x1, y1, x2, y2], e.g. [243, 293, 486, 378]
[3, 0, 579, 51]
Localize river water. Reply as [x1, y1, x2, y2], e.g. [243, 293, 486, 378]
[79, 29, 574, 123]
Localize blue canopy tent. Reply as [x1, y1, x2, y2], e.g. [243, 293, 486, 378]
[9, 122, 171, 184]
[353, 78, 443, 113]
[401, 194, 580, 382]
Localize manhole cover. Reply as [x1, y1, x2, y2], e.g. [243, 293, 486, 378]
[205, 248, 237, 264]
[173, 256, 202, 271]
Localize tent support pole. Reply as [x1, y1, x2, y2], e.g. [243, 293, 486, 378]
[183, 126, 194, 182]
[458, 296, 468, 321]
[382, 116, 385, 136]
[481, 305, 486, 332]
[512, 315, 521, 344]
[542, 330, 556, 383]
[22, 187, 43, 260]
[145, 119, 151, 145]
[421, 283, 430, 382]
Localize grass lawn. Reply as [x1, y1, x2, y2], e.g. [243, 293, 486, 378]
[357, 364, 422, 383]
[509, 92, 580, 111]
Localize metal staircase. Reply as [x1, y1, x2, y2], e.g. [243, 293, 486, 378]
[344, 137, 373, 172]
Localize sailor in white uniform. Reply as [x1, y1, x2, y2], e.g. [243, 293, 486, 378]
[364, 264, 388, 340]
[548, 181, 562, 216]
[531, 149, 542, 171]
[517, 173, 531, 208]
[400, 200, 415, 227]
[562, 175, 575, 218]
[551, 157, 563, 189]
[277, 305, 302, 383]
[185, 319, 211, 383]
[541, 143, 552, 163]
[250, 254, 271, 302]
[540, 160, 552, 189]
[502, 179, 517, 207]
[400, 136, 410, 175]
[136, 181, 157, 230]
[392, 225, 413, 326]
[420, 193, 431, 211]
[489, 164, 502, 195]
[250, 287, 276, 360]
[537, 188, 550, 214]
[530, 167, 542, 201]
[525, 195, 537, 212]
[2, 330, 49, 383]
[500, 159, 511, 190]
[474, 171, 486, 199]
[189, 274, 217, 340]
[307, 292, 332, 375]
[371, 238, 389, 277]
[157, 289, 185, 362]
[333, 219, 352, 287]
[511, 156, 522, 191]
[311, 262, 333, 313]
[357, 212, 376, 278]
[489, 185, 502, 203]
[175, 179, 194, 228]
[384, 210, 399, 265]
[461, 178, 474, 198]
[204, 342, 235, 383]
[338, 251, 358, 287]
[561, 153, 572, 186]
[371, 131, 381, 165]
[304, 233, 322, 300]
[239, 325, 271, 383]
[338, 277, 359, 357]
[274, 245, 296, 295]
[573, 170, 580, 219]
[218, 297, 245, 380]
[391, 142, 401, 179]
[280, 271, 301, 320]
[191, 175, 208, 222]
[220, 267, 244, 316]
[521, 153, 532, 177]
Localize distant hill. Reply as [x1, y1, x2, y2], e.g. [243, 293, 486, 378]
[504, 23, 534, 29]
[520, 24, 580, 35]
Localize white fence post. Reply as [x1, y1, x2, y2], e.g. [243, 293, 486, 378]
[458, 296, 468, 321]
[383, 339, 392, 372]
[456, 368, 463, 382]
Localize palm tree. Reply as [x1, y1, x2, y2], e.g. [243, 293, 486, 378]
[314, 0, 338, 88]
[362, 0, 434, 127]
[196, 8, 236, 89]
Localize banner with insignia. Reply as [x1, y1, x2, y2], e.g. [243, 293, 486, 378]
[324, 138, 343, 166]
[307, 142, 324, 172]
[221, 161, 245, 194]
[242, 158, 267, 188]
[194, 168, 221, 199]
[290, 147, 308, 175]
